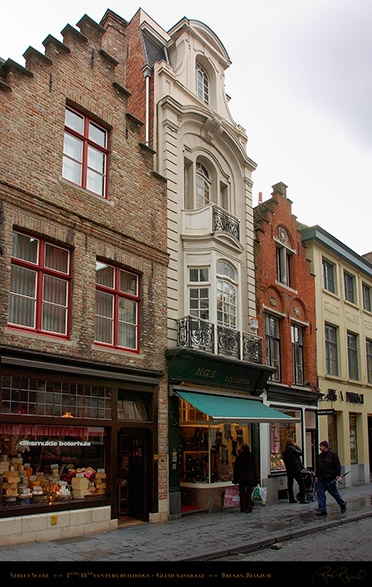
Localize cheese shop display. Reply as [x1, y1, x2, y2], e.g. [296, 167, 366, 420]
[0, 424, 106, 508]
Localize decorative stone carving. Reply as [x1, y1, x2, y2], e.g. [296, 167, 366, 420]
[268, 295, 277, 307]
[324, 302, 339, 315]
[278, 227, 289, 245]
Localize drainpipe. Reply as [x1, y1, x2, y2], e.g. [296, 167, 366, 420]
[142, 65, 152, 147]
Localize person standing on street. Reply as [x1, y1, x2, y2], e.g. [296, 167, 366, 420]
[233, 444, 259, 513]
[315, 440, 347, 516]
[282, 439, 307, 504]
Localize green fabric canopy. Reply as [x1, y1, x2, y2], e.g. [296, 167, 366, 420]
[176, 390, 297, 423]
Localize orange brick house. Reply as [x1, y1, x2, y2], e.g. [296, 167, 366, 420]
[254, 182, 320, 501]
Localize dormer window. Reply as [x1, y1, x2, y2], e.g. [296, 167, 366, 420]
[196, 62, 209, 104]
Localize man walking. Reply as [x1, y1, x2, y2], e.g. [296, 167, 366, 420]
[315, 440, 347, 516]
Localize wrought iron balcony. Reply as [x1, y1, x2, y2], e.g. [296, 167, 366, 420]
[212, 207, 240, 240]
[177, 316, 262, 364]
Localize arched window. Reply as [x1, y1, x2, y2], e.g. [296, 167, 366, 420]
[216, 262, 237, 328]
[196, 162, 210, 208]
[196, 62, 209, 105]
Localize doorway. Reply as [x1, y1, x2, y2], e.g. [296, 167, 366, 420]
[118, 428, 151, 521]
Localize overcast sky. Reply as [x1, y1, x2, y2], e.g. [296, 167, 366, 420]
[2, 0, 372, 256]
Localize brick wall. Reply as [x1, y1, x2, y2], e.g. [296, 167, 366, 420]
[254, 185, 317, 387]
[0, 13, 168, 372]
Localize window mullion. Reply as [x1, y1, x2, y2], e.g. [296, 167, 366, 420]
[113, 266, 119, 347]
[36, 240, 45, 332]
[81, 115, 90, 190]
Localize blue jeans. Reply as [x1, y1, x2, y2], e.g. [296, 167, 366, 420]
[317, 479, 346, 511]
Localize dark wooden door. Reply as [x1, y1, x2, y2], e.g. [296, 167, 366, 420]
[118, 428, 150, 521]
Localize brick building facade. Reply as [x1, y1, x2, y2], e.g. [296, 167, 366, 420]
[254, 182, 319, 501]
[0, 13, 168, 544]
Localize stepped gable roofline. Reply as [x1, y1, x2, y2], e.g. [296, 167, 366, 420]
[1, 58, 33, 77]
[61, 24, 88, 44]
[100, 8, 128, 29]
[42, 34, 71, 53]
[76, 14, 106, 36]
[300, 224, 372, 276]
[253, 197, 278, 231]
[168, 17, 231, 68]
[23, 47, 52, 66]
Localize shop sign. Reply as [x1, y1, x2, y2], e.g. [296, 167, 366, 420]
[19, 440, 92, 447]
[166, 348, 273, 394]
[345, 392, 364, 404]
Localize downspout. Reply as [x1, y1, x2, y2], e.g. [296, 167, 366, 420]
[142, 65, 152, 147]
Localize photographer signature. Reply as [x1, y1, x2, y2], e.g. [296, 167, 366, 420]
[313, 566, 366, 584]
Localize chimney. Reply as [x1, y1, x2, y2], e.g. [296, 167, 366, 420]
[258, 191, 263, 203]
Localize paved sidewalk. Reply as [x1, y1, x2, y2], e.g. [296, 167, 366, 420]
[0, 483, 371, 562]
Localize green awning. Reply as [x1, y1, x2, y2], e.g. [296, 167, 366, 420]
[176, 391, 297, 423]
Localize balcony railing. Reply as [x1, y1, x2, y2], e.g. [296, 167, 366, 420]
[212, 207, 240, 240]
[177, 316, 262, 364]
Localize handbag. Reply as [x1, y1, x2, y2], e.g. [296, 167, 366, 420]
[251, 484, 267, 506]
[223, 485, 240, 508]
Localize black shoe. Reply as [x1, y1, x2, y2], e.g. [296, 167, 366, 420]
[340, 502, 347, 514]
[299, 501, 308, 504]
[315, 510, 327, 516]
[289, 500, 297, 503]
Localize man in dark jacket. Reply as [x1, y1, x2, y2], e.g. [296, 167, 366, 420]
[315, 440, 347, 515]
[233, 444, 259, 513]
[282, 439, 306, 503]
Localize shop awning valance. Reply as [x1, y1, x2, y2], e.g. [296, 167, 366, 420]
[175, 391, 297, 424]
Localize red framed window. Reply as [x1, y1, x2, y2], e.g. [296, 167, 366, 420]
[62, 107, 108, 198]
[8, 231, 71, 337]
[95, 261, 140, 352]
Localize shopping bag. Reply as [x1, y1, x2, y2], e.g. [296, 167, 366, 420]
[251, 485, 267, 506]
[223, 485, 240, 508]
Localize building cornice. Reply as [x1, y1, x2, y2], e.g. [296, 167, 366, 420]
[300, 225, 372, 277]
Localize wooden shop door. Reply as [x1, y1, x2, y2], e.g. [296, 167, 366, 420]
[118, 428, 150, 521]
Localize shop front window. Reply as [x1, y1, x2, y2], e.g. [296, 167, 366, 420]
[0, 424, 106, 508]
[270, 409, 302, 472]
[179, 399, 248, 484]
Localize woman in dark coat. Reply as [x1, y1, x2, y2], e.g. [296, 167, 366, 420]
[233, 444, 259, 513]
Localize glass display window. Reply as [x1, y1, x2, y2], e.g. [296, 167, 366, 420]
[270, 409, 302, 472]
[0, 424, 107, 508]
[179, 399, 249, 484]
